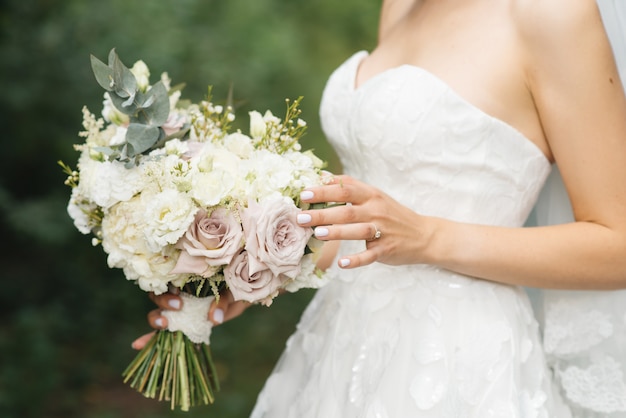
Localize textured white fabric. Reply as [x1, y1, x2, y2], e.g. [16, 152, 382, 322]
[250, 51, 574, 417]
[162, 293, 214, 344]
[528, 2, 626, 417]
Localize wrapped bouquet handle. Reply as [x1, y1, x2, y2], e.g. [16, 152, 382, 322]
[162, 293, 215, 345]
[123, 293, 220, 411]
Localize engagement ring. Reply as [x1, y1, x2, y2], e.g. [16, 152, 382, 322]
[368, 224, 382, 241]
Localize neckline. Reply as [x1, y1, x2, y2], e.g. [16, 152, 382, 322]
[347, 51, 551, 165]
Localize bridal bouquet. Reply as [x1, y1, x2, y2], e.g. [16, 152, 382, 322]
[60, 49, 329, 410]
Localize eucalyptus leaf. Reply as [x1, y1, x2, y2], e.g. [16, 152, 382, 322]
[90, 54, 114, 91]
[111, 50, 138, 101]
[126, 123, 161, 155]
[109, 94, 139, 116]
[135, 81, 169, 126]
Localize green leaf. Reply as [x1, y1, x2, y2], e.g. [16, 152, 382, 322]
[109, 94, 138, 116]
[135, 81, 170, 126]
[90, 54, 114, 91]
[110, 50, 138, 105]
[125, 123, 161, 156]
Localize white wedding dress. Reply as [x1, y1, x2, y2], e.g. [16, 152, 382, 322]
[251, 50, 572, 417]
[250, 3, 626, 416]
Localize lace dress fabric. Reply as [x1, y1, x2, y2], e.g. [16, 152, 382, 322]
[250, 51, 574, 417]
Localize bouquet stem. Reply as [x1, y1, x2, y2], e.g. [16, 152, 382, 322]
[123, 330, 220, 411]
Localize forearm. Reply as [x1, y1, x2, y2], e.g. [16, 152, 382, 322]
[428, 217, 626, 289]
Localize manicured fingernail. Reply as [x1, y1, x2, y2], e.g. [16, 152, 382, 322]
[300, 190, 314, 201]
[314, 227, 329, 237]
[168, 299, 181, 309]
[213, 308, 224, 324]
[297, 213, 312, 224]
[155, 317, 164, 328]
[339, 258, 350, 267]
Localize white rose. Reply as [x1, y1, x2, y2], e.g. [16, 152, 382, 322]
[190, 147, 240, 206]
[223, 132, 254, 158]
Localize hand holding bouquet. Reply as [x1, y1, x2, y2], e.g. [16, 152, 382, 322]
[60, 49, 329, 410]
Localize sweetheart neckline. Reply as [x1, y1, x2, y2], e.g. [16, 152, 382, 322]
[347, 51, 551, 165]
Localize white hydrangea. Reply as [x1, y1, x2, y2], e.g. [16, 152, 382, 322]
[101, 196, 184, 295]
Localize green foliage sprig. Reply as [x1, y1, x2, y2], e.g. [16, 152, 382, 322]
[90, 49, 180, 167]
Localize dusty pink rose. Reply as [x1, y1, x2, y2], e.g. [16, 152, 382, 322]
[170, 208, 244, 277]
[224, 250, 285, 305]
[241, 197, 313, 279]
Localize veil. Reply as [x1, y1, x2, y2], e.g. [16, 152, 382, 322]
[529, 1, 626, 415]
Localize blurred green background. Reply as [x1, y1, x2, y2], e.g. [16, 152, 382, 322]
[0, 1, 378, 417]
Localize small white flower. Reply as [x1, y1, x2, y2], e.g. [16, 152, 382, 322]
[131, 60, 150, 91]
[249, 111, 266, 139]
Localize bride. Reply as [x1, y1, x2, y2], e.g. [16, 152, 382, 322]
[136, 0, 626, 416]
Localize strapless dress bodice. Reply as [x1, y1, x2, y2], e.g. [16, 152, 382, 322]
[320, 51, 551, 228]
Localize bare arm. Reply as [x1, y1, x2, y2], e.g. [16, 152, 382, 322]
[434, 0, 626, 289]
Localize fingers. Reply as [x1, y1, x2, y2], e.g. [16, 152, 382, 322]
[209, 291, 250, 325]
[208, 291, 233, 325]
[131, 331, 155, 350]
[148, 308, 167, 330]
[149, 291, 183, 311]
[300, 175, 369, 206]
[311, 222, 377, 241]
[337, 248, 380, 269]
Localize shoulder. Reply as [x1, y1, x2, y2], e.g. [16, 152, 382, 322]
[512, 0, 604, 51]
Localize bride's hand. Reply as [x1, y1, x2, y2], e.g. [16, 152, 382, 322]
[131, 289, 250, 350]
[298, 175, 434, 268]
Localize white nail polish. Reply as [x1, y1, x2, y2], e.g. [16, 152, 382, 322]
[300, 190, 314, 200]
[315, 227, 329, 237]
[339, 258, 351, 267]
[297, 213, 312, 224]
[213, 308, 224, 324]
[168, 298, 181, 309]
[155, 318, 164, 328]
